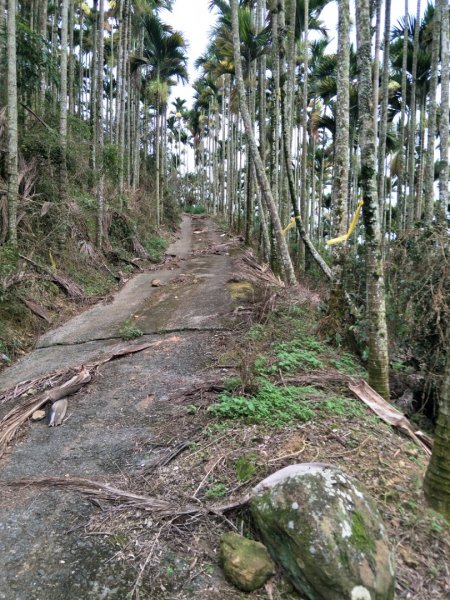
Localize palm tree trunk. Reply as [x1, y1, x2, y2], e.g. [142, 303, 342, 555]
[372, 0, 382, 145]
[438, 0, 449, 222]
[406, 0, 421, 228]
[330, 0, 350, 316]
[424, 0, 441, 225]
[78, 9, 84, 117]
[299, 0, 309, 271]
[59, 0, 70, 205]
[356, 0, 390, 400]
[423, 340, 450, 520]
[96, 0, 105, 248]
[68, 0, 75, 116]
[37, 0, 48, 112]
[397, 0, 409, 231]
[155, 96, 161, 224]
[6, 0, 18, 247]
[231, 0, 296, 286]
[0, 0, 5, 107]
[377, 0, 391, 216]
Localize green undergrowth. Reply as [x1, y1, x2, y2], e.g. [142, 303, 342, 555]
[209, 301, 368, 428]
[144, 234, 168, 263]
[209, 379, 365, 426]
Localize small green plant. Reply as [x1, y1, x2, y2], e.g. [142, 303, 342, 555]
[246, 324, 265, 341]
[223, 376, 242, 391]
[330, 352, 365, 376]
[165, 565, 175, 578]
[319, 395, 366, 418]
[205, 482, 227, 498]
[208, 379, 316, 426]
[118, 318, 143, 340]
[186, 404, 198, 415]
[270, 341, 324, 373]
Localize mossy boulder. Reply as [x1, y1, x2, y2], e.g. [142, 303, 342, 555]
[250, 463, 395, 600]
[220, 532, 275, 592]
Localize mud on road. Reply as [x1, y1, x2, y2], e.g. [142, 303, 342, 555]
[0, 216, 240, 599]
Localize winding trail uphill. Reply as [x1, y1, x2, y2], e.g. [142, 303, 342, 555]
[0, 216, 238, 599]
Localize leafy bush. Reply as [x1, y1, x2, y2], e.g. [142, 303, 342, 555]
[144, 235, 167, 262]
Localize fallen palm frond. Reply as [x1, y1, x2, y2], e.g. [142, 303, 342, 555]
[2, 476, 249, 517]
[0, 368, 92, 458]
[349, 379, 432, 456]
[0, 337, 182, 457]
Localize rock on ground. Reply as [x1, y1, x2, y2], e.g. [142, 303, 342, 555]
[250, 463, 395, 600]
[220, 532, 275, 592]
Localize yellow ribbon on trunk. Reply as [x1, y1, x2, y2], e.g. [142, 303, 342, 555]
[281, 215, 302, 236]
[326, 200, 364, 246]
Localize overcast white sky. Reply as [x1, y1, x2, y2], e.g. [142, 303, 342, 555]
[161, 0, 426, 109]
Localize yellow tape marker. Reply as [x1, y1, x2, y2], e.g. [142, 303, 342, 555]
[326, 200, 364, 246]
[49, 249, 57, 273]
[281, 215, 302, 236]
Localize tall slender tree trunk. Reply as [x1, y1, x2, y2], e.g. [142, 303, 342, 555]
[155, 89, 161, 224]
[59, 0, 70, 205]
[330, 0, 350, 316]
[356, 0, 390, 400]
[78, 9, 84, 117]
[424, 1, 441, 225]
[299, 0, 309, 272]
[397, 0, 409, 231]
[438, 0, 449, 222]
[6, 0, 18, 247]
[231, 0, 296, 286]
[424, 340, 450, 520]
[0, 0, 6, 108]
[406, 0, 421, 228]
[333, 0, 350, 237]
[96, 0, 105, 248]
[377, 0, 391, 217]
[37, 0, 48, 112]
[372, 0, 382, 145]
[68, 0, 75, 116]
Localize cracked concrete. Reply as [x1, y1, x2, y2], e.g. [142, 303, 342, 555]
[0, 215, 238, 599]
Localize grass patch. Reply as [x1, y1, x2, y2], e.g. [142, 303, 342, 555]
[118, 318, 143, 340]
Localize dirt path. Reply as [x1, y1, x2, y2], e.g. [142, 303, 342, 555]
[0, 215, 238, 599]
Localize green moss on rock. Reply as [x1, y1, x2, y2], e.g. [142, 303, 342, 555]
[220, 532, 275, 592]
